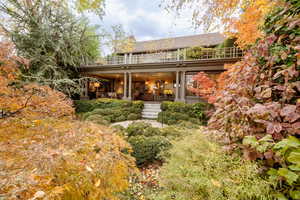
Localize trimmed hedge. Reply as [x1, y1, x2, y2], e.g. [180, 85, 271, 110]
[158, 101, 211, 125]
[74, 98, 144, 123]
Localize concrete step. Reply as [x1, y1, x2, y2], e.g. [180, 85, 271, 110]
[142, 108, 161, 112]
[142, 103, 161, 119]
[142, 111, 160, 115]
[144, 104, 161, 109]
[142, 114, 159, 119]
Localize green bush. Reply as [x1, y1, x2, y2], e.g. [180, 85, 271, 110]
[158, 111, 197, 125]
[127, 113, 141, 120]
[160, 126, 185, 139]
[159, 101, 211, 125]
[149, 132, 274, 200]
[76, 98, 144, 123]
[127, 136, 171, 166]
[126, 122, 157, 137]
[85, 114, 110, 125]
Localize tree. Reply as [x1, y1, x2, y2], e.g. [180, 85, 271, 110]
[0, 0, 101, 95]
[104, 24, 135, 55]
[197, 1, 299, 198]
[163, 0, 280, 48]
[0, 34, 136, 200]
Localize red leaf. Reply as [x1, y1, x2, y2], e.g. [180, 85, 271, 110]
[267, 122, 282, 134]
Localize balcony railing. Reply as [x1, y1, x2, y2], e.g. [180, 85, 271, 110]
[94, 47, 244, 66]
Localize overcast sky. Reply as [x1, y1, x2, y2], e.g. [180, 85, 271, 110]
[88, 0, 205, 48]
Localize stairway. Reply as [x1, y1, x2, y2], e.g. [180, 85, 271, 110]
[142, 103, 161, 119]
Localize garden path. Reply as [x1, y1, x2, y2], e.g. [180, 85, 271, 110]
[111, 120, 166, 128]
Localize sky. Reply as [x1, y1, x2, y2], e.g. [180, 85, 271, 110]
[88, 0, 206, 54]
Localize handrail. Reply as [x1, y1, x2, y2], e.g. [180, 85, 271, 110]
[87, 47, 244, 66]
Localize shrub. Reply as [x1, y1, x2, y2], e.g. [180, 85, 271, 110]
[132, 100, 144, 110]
[126, 122, 153, 137]
[157, 111, 197, 125]
[75, 99, 144, 123]
[159, 101, 211, 125]
[0, 119, 136, 200]
[206, 2, 300, 198]
[127, 113, 141, 120]
[177, 120, 200, 129]
[127, 136, 171, 166]
[116, 115, 127, 122]
[85, 114, 110, 125]
[160, 126, 185, 139]
[74, 100, 95, 113]
[150, 132, 274, 200]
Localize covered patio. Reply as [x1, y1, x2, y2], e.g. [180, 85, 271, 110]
[84, 72, 187, 102]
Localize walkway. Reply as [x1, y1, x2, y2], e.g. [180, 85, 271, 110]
[111, 120, 166, 128]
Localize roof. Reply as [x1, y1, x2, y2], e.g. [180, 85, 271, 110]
[118, 32, 226, 54]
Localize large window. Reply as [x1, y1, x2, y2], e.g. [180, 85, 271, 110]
[185, 72, 221, 96]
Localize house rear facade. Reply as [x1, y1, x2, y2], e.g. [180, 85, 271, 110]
[80, 32, 243, 103]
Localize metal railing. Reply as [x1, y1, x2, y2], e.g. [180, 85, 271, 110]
[97, 47, 244, 66]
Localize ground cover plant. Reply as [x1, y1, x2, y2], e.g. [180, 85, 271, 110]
[157, 101, 211, 125]
[147, 131, 274, 200]
[75, 98, 144, 123]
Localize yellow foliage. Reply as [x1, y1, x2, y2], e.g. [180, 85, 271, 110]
[0, 35, 136, 199]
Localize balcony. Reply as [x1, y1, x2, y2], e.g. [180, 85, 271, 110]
[92, 47, 244, 66]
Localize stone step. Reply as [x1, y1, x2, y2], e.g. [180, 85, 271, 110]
[142, 108, 161, 112]
[142, 103, 161, 119]
[144, 104, 161, 109]
[142, 114, 159, 119]
[142, 111, 160, 115]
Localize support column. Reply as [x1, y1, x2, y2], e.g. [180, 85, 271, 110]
[177, 49, 180, 61]
[123, 72, 127, 100]
[180, 71, 186, 102]
[129, 53, 133, 64]
[124, 54, 128, 64]
[175, 71, 180, 101]
[128, 72, 132, 100]
[80, 80, 89, 100]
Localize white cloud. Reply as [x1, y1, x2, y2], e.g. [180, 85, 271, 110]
[88, 0, 208, 54]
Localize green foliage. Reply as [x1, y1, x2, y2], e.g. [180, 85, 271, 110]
[122, 122, 189, 166]
[126, 122, 161, 137]
[0, 0, 101, 95]
[267, 136, 300, 199]
[159, 101, 211, 125]
[85, 114, 109, 125]
[75, 98, 144, 123]
[150, 132, 274, 200]
[186, 47, 214, 59]
[127, 113, 142, 120]
[128, 136, 171, 166]
[217, 37, 237, 48]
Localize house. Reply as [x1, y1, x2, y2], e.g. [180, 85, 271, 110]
[80, 32, 243, 103]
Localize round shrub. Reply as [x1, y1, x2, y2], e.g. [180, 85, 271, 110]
[103, 115, 113, 123]
[85, 114, 110, 125]
[132, 101, 144, 110]
[127, 136, 171, 166]
[152, 132, 274, 200]
[126, 122, 152, 137]
[127, 113, 141, 120]
[144, 126, 161, 137]
[115, 115, 127, 122]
